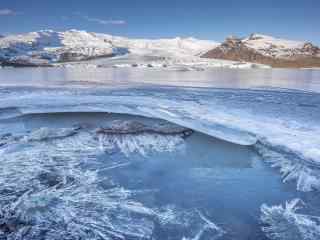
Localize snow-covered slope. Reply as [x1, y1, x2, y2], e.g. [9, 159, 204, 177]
[0, 30, 121, 66]
[0, 30, 218, 66]
[243, 34, 319, 59]
[94, 33, 218, 57]
[202, 34, 320, 68]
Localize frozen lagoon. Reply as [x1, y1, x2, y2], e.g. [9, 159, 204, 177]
[0, 67, 320, 239]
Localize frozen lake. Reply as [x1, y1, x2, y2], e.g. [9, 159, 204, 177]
[0, 67, 320, 92]
[0, 67, 320, 240]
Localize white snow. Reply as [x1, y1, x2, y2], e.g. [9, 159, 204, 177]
[0, 30, 218, 64]
[242, 33, 310, 59]
[94, 33, 219, 57]
[0, 30, 116, 63]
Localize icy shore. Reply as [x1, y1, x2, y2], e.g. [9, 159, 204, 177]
[0, 86, 319, 192]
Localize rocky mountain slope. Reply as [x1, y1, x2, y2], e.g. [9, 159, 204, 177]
[202, 34, 320, 68]
[0, 30, 218, 67]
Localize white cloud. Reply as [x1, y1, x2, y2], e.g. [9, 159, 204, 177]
[0, 9, 16, 16]
[71, 12, 126, 25]
[84, 16, 126, 25]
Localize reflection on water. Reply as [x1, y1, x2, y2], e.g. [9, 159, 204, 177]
[0, 67, 319, 92]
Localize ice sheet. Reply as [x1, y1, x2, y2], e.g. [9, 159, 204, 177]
[0, 86, 319, 192]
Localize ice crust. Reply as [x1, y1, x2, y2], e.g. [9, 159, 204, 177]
[0, 86, 319, 192]
[0, 85, 320, 239]
[0, 122, 224, 239]
[261, 199, 320, 240]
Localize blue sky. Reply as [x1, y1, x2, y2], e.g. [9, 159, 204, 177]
[1, 0, 319, 44]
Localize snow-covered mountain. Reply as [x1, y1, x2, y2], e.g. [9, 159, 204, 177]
[95, 33, 218, 57]
[202, 34, 320, 68]
[3, 30, 316, 69]
[0, 30, 218, 66]
[0, 30, 123, 66]
[243, 34, 319, 59]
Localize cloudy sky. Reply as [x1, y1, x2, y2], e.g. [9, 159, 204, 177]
[0, 0, 319, 43]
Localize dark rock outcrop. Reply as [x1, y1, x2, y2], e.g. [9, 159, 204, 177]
[96, 120, 193, 138]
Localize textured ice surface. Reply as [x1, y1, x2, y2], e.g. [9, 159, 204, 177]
[0, 69, 320, 239]
[0, 111, 234, 239]
[0, 117, 227, 240]
[261, 199, 320, 240]
[0, 110, 317, 239]
[0, 85, 319, 192]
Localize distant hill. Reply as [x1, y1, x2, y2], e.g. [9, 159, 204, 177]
[201, 34, 320, 68]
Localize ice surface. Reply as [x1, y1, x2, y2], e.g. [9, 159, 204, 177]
[0, 116, 229, 239]
[0, 69, 320, 239]
[0, 86, 319, 192]
[254, 142, 320, 192]
[261, 199, 320, 240]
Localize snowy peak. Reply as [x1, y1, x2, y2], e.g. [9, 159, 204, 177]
[202, 34, 320, 68]
[1, 29, 113, 48]
[0, 30, 118, 66]
[243, 33, 319, 58]
[245, 33, 304, 47]
[93, 33, 218, 57]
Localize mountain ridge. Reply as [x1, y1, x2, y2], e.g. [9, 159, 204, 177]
[0, 30, 218, 66]
[201, 34, 320, 68]
[1, 30, 319, 68]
